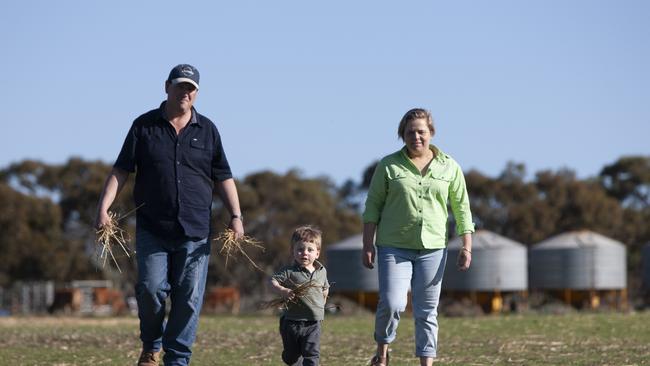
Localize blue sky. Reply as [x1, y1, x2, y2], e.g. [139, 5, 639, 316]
[1, 1, 648, 185]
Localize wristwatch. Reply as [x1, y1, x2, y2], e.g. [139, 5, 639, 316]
[231, 214, 243, 222]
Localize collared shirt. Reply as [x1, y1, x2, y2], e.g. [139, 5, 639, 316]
[114, 101, 232, 239]
[272, 261, 329, 321]
[363, 145, 475, 249]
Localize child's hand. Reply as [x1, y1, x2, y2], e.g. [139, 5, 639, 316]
[282, 288, 295, 300]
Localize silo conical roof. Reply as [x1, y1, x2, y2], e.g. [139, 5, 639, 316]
[533, 230, 625, 249]
[327, 233, 363, 250]
[448, 230, 526, 250]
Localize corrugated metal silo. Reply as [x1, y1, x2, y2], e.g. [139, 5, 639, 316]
[325, 234, 378, 309]
[326, 233, 378, 291]
[529, 230, 627, 309]
[530, 230, 626, 290]
[443, 230, 528, 313]
[444, 230, 528, 291]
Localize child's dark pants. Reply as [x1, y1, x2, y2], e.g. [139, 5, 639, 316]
[279, 317, 321, 366]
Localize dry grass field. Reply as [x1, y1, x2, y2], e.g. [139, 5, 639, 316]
[0, 312, 649, 365]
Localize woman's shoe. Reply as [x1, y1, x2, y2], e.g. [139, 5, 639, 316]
[369, 352, 389, 366]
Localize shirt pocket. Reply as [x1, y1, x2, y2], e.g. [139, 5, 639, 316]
[428, 175, 452, 198]
[186, 138, 213, 166]
[387, 173, 410, 196]
[190, 138, 205, 149]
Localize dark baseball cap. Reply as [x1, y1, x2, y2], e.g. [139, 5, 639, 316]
[167, 64, 200, 90]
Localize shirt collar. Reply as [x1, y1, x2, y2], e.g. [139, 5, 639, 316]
[431, 145, 449, 163]
[400, 145, 448, 162]
[159, 101, 199, 126]
[399, 145, 449, 175]
[291, 260, 324, 272]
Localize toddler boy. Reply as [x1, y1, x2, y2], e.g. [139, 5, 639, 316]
[270, 225, 329, 366]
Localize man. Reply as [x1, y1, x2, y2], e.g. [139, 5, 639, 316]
[95, 64, 244, 366]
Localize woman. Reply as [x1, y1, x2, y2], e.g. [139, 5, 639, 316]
[362, 108, 474, 366]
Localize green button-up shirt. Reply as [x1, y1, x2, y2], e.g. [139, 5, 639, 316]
[363, 145, 474, 249]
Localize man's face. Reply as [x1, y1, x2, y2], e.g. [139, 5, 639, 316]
[166, 81, 198, 112]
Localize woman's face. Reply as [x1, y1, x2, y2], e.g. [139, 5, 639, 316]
[403, 118, 432, 155]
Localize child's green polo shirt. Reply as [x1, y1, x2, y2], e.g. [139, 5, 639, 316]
[272, 260, 329, 321]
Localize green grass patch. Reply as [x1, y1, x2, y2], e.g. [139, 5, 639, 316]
[0, 312, 648, 365]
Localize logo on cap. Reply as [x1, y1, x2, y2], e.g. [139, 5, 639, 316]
[181, 66, 195, 77]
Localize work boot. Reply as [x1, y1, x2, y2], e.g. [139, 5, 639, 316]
[137, 350, 161, 366]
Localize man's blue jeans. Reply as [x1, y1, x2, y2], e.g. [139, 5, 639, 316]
[374, 246, 447, 358]
[135, 227, 210, 366]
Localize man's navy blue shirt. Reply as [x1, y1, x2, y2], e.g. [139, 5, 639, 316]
[114, 102, 232, 239]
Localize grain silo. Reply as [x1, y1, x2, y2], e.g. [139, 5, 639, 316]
[529, 230, 627, 309]
[325, 233, 378, 309]
[444, 230, 528, 313]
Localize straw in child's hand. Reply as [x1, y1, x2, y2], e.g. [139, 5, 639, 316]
[259, 280, 321, 310]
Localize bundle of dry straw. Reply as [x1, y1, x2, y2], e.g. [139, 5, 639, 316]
[259, 280, 321, 310]
[95, 211, 132, 273]
[214, 229, 265, 271]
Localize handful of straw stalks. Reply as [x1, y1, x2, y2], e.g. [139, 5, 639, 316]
[95, 211, 132, 273]
[214, 229, 265, 272]
[259, 280, 322, 310]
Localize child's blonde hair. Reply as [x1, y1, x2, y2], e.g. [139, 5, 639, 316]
[290, 225, 322, 250]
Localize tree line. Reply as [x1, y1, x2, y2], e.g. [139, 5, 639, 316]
[1, 156, 648, 296]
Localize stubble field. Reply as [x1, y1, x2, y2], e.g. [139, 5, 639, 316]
[0, 312, 648, 365]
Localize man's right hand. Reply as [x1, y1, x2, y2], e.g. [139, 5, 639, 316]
[94, 168, 129, 230]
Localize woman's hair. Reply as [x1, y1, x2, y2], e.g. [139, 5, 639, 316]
[397, 108, 435, 140]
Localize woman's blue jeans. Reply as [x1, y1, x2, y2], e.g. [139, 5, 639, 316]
[374, 246, 447, 358]
[135, 227, 210, 366]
